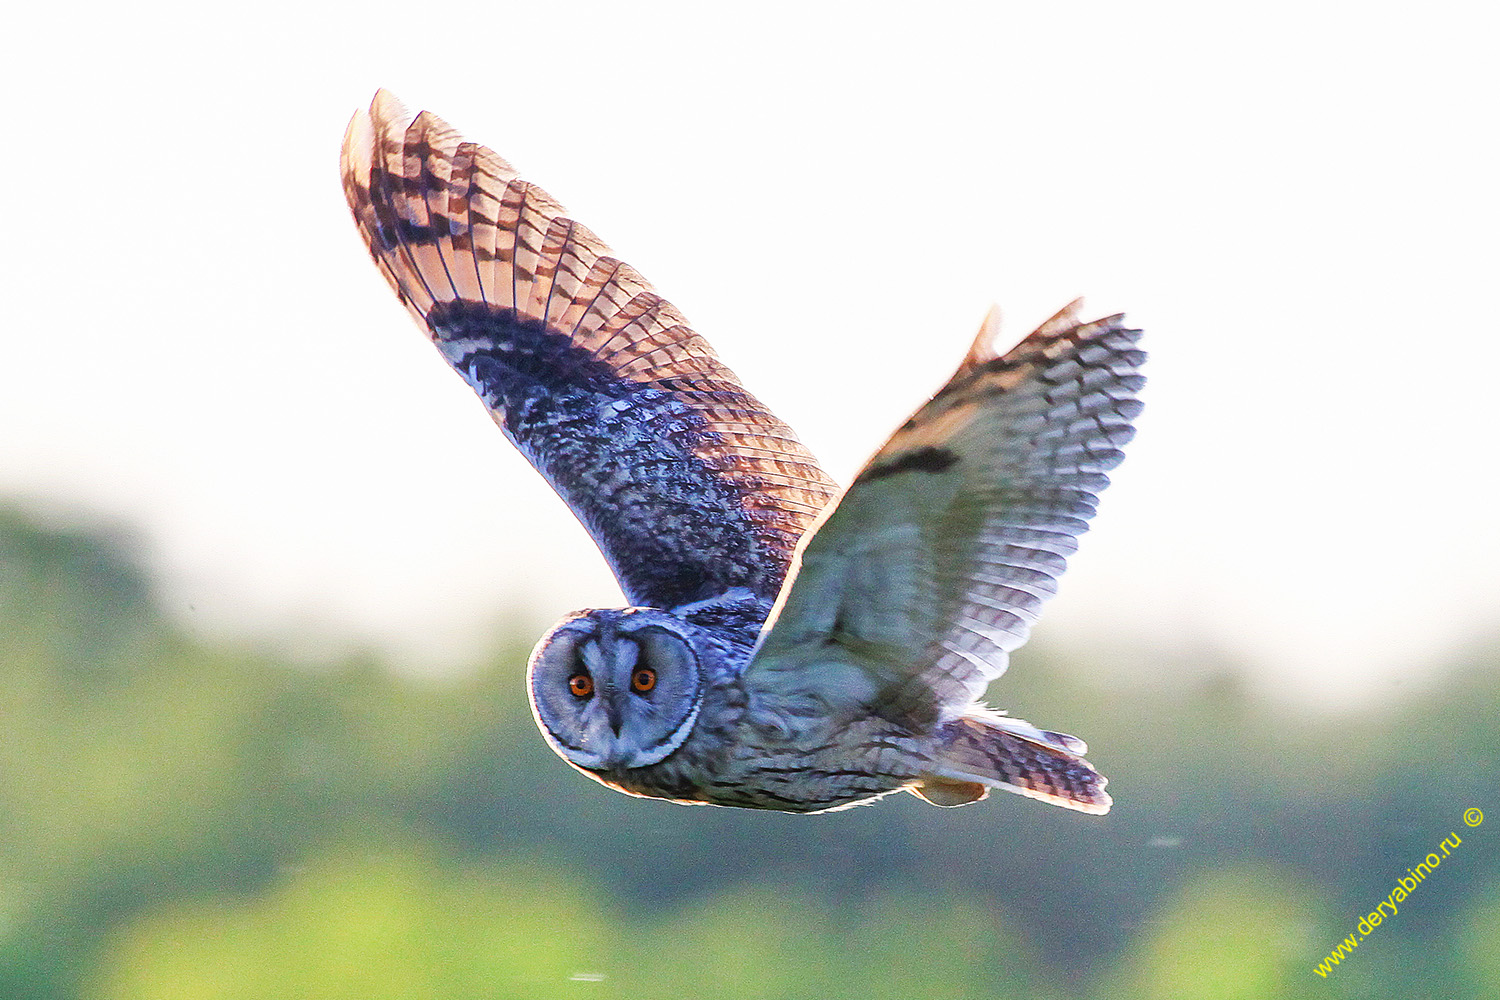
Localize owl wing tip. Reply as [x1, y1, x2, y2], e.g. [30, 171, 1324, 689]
[368, 87, 411, 128]
[1032, 297, 1088, 341]
[340, 100, 375, 183]
[965, 297, 1138, 368]
[961, 304, 1003, 366]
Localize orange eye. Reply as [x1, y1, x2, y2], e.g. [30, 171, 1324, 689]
[568, 673, 594, 698]
[631, 667, 657, 693]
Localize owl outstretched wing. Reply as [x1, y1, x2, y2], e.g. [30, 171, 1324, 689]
[341, 91, 838, 609]
[746, 303, 1144, 730]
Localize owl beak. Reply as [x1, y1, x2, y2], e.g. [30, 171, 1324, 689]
[605, 696, 624, 737]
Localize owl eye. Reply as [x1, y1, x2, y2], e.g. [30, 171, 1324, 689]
[568, 673, 594, 698]
[631, 667, 657, 693]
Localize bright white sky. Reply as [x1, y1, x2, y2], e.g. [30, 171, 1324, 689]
[2, 2, 1497, 708]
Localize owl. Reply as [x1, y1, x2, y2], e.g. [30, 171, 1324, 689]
[341, 90, 1144, 815]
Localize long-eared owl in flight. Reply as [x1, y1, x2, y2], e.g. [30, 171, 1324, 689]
[341, 90, 1144, 815]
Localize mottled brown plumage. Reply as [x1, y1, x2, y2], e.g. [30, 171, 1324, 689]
[341, 91, 837, 608]
[342, 91, 1142, 814]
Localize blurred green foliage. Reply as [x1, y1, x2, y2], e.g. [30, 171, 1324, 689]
[1, 507, 1496, 998]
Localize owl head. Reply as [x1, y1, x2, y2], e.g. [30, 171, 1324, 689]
[527, 608, 704, 772]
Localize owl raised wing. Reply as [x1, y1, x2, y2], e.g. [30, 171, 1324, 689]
[341, 90, 837, 610]
[342, 91, 1143, 815]
[745, 303, 1142, 811]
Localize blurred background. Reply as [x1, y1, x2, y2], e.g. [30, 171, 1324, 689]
[2, 2, 1498, 997]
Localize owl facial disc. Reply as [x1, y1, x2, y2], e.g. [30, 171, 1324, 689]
[527, 611, 704, 771]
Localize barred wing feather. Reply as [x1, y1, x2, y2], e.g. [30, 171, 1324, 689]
[341, 91, 838, 609]
[748, 303, 1144, 729]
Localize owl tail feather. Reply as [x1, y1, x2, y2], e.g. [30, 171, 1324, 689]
[911, 715, 1111, 814]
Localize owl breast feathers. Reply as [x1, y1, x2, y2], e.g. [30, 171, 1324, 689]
[341, 90, 1145, 815]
